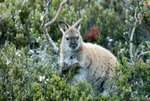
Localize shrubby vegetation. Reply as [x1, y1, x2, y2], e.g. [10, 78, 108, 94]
[0, 0, 150, 100]
[0, 43, 93, 101]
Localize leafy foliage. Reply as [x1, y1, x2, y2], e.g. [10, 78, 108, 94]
[0, 43, 93, 101]
[113, 57, 150, 100]
[0, 0, 150, 100]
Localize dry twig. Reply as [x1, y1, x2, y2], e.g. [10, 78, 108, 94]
[129, 0, 144, 62]
[41, 0, 68, 54]
[137, 51, 150, 59]
[45, 0, 68, 28]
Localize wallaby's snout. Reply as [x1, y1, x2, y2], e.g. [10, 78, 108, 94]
[69, 37, 78, 49]
[70, 44, 77, 49]
[70, 44, 78, 49]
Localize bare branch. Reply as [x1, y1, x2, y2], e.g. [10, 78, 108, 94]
[41, 0, 68, 54]
[137, 51, 150, 59]
[123, 0, 135, 9]
[129, 5, 138, 62]
[129, 0, 144, 62]
[139, 0, 144, 6]
[42, 25, 59, 54]
[47, 0, 52, 6]
[45, 0, 68, 28]
[134, 39, 150, 57]
[65, 2, 70, 11]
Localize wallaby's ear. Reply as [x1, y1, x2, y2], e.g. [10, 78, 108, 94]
[73, 18, 83, 30]
[59, 21, 70, 34]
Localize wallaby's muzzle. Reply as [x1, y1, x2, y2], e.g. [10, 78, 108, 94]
[70, 44, 78, 49]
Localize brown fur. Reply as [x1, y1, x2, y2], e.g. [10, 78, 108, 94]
[59, 19, 117, 95]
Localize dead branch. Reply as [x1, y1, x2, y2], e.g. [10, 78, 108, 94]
[45, 0, 68, 28]
[123, 0, 134, 9]
[137, 51, 150, 59]
[43, 0, 52, 19]
[129, 0, 144, 62]
[134, 39, 150, 58]
[41, 0, 68, 54]
[129, 5, 138, 62]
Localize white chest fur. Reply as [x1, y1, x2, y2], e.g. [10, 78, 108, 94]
[73, 68, 89, 82]
[64, 50, 78, 66]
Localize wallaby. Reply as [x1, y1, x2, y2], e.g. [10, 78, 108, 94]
[59, 18, 117, 96]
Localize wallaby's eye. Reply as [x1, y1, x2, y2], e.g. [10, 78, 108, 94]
[66, 37, 69, 41]
[76, 36, 79, 40]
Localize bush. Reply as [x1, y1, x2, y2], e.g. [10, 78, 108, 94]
[0, 0, 150, 100]
[102, 57, 150, 101]
[0, 43, 93, 101]
[1, 43, 150, 100]
[94, 57, 150, 101]
[1, 0, 149, 59]
[114, 57, 150, 100]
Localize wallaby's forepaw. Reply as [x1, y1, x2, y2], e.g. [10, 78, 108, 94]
[60, 68, 67, 77]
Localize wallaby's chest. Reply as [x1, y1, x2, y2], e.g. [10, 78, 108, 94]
[64, 51, 78, 66]
[73, 68, 89, 82]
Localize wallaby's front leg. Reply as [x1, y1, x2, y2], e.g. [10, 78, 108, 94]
[61, 63, 79, 76]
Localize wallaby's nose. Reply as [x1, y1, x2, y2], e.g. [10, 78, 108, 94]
[70, 44, 77, 49]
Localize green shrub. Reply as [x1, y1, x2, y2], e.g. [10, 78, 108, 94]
[108, 57, 150, 100]
[94, 57, 150, 101]
[1, 0, 150, 100]
[1, 0, 150, 60]
[0, 43, 150, 100]
[0, 43, 93, 101]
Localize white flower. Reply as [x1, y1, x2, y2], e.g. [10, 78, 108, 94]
[125, 20, 128, 23]
[7, 60, 11, 65]
[108, 39, 113, 42]
[39, 76, 45, 81]
[29, 50, 34, 54]
[36, 37, 41, 43]
[16, 51, 21, 56]
[40, 16, 44, 21]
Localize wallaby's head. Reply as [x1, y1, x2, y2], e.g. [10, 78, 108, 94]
[59, 19, 83, 51]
